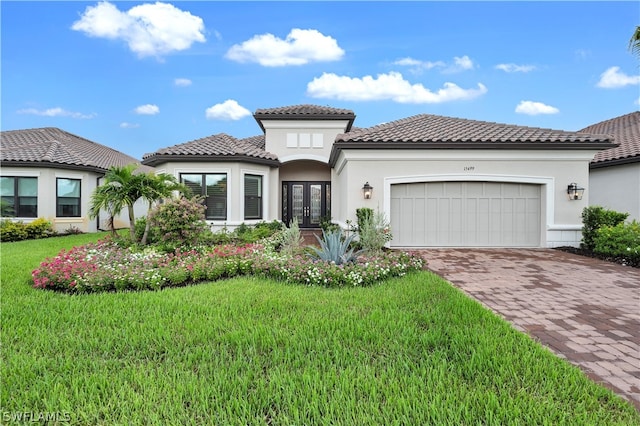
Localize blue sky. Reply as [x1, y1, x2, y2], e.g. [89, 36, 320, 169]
[2, 1, 639, 160]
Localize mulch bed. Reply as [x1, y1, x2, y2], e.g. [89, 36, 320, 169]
[554, 246, 639, 268]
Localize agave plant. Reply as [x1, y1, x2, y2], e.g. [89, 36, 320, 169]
[308, 229, 363, 265]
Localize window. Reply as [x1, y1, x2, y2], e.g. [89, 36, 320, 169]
[1, 176, 38, 217]
[244, 175, 262, 220]
[180, 173, 227, 220]
[57, 178, 81, 217]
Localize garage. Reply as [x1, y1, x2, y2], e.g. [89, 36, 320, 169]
[390, 181, 541, 247]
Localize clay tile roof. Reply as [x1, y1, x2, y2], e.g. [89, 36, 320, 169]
[580, 111, 640, 166]
[240, 134, 266, 150]
[253, 104, 356, 132]
[337, 114, 612, 145]
[142, 133, 278, 167]
[0, 127, 149, 173]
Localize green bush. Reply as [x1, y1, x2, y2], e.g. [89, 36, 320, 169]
[593, 221, 640, 265]
[280, 218, 304, 256]
[356, 208, 373, 231]
[0, 220, 28, 242]
[148, 196, 210, 252]
[25, 218, 54, 239]
[581, 206, 628, 251]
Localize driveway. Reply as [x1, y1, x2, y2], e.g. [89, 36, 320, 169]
[417, 248, 640, 410]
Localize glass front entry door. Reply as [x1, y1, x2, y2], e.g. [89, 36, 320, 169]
[282, 181, 330, 228]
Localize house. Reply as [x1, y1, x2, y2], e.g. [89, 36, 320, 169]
[143, 104, 614, 248]
[581, 111, 640, 221]
[0, 127, 150, 233]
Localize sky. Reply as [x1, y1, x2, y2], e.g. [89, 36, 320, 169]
[2, 1, 639, 160]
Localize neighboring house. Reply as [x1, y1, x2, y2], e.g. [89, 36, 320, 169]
[582, 111, 640, 221]
[143, 104, 614, 248]
[1, 127, 151, 233]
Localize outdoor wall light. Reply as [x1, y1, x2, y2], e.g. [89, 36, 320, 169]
[567, 183, 585, 200]
[362, 182, 373, 199]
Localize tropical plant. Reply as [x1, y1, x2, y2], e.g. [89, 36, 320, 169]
[629, 25, 640, 58]
[88, 164, 146, 241]
[308, 229, 363, 265]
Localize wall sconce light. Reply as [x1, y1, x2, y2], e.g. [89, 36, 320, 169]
[567, 183, 584, 200]
[362, 182, 373, 199]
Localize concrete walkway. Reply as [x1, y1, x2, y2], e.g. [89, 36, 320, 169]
[418, 248, 640, 410]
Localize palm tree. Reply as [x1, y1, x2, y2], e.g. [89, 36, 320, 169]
[89, 164, 146, 241]
[139, 172, 186, 245]
[630, 26, 640, 57]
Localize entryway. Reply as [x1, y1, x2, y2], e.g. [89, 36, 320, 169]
[282, 181, 330, 228]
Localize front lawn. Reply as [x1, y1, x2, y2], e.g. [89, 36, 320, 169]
[2, 234, 639, 425]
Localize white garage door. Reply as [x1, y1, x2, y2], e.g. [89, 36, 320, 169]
[390, 182, 541, 247]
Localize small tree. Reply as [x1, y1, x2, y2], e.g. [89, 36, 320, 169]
[139, 173, 186, 245]
[89, 164, 146, 241]
[629, 25, 640, 58]
[148, 196, 210, 251]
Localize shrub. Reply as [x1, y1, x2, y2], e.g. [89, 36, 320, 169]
[25, 218, 54, 239]
[0, 220, 28, 242]
[358, 209, 393, 253]
[148, 196, 210, 252]
[280, 218, 304, 256]
[356, 208, 373, 231]
[593, 221, 640, 266]
[581, 206, 629, 251]
[320, 216, 340, 234]
[309, 229, 363, 265]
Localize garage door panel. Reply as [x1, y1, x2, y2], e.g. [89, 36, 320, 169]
[391, 182, 541, 247]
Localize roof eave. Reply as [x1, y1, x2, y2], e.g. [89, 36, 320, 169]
[590, 155, 640, 169]
[141, 154, 280, 168]
[253, 114, 356, 133]
[0, 160, 107, 174]
[328, 141, 616, 167]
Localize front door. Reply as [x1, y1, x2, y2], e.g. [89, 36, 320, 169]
[282, 181, 330, 228]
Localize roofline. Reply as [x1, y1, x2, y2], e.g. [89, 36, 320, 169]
[0, 160, 107, 174]
[141, 154, 280, 168]
[253, 113, 356, 133]
[590, 156, 640, 169]
[328, 141, 617, 167]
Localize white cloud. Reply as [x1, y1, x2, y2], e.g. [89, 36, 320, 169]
[495, 63, 536, 73]
[17, 107, 96, 119]
[449, 55, 474, 72]
[134, 104, 159, 115]
[205, 100, 251, 120]
[596, 66, 640, 88]
[225, 28, 344, 66]
[515, 100, 559, 115]
[393, 55, 474, 73]
[393, 57, 445, 70]
[71, 1, 206, 58]
[120, 122, 140, 128]
[307, 72, 487, 104]
[174, 78, 192, 87]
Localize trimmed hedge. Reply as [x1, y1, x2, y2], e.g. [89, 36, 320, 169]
[593, 221, 640, 266]
[581, 206, 628, 251]
[0, 218, 54, 242]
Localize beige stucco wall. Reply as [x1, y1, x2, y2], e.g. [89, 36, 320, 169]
[589, 162, 640, 221]
[154, 161, 275, 229]
[1, 166, 101, 233]
[262, 119, 350, 165]
[332, 149, 600, 247]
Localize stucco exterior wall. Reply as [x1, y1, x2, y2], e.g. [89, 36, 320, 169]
[262, 119, 350, 164]
[153, 161, 274, 230]
[332, 149, 599, 247]
[1, 166, 100, 233]
[589, 162, 640, 221]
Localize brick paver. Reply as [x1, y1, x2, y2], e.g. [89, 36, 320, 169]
[418, 248, 640, 410]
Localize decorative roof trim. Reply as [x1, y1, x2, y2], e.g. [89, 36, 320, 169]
[0, 160, 107, 174]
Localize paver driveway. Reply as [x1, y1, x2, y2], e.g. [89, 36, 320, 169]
[418, 248, 640, 410]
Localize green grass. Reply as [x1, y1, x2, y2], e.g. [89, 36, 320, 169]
[2, 234, 639, 425]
